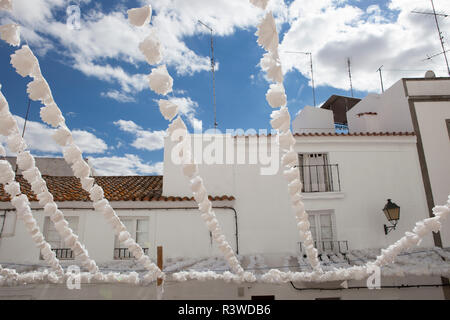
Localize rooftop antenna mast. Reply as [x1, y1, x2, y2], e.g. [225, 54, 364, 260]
[347, 57, 354, 97]
[376, 65, 385, 93]
[198, 20, 218, 131]
[285, 51, 316, 107]
[412, 0, 450, 76]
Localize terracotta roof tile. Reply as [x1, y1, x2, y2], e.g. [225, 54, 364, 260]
[0, 176, 235, 202]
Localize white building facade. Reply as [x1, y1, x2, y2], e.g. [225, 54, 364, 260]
[0, 76, 449, 300]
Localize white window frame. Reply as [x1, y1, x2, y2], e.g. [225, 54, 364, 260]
[0, 210, 17, 237]
[307, 210, 337, 252]
[114, 217, 150, 259]
[42, 216, 79, 260]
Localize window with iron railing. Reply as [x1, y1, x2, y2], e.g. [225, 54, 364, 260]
[298, 153, 341, 192]
[114, 218, 150, 260]
[43, 216, 78, 260]
[298, 211, 348, 254]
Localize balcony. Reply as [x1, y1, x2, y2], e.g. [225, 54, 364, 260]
[298, 164, 341, 193]
[299, 240, 349, 254]
[52, 248, 74, 260]
[114, 247, 149, 260]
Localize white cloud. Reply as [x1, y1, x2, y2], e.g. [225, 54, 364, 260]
[114, 119, 165, 151]
[168, 96, 202, 131]
[279, 0, 450, 93]
[88, 154, 163, 176]
[0, 115, 108, 155]
[101, 90, 136, 103]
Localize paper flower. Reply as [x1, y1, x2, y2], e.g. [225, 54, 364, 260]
[128, 5, 152, 27]
[249, 0, 269, 10]
[270, 107, 290, 132]
[7, 133, 27, 153]
[71, 159, 90, 178]
[255, 12, 279, 53]
[158, 99, 178, 121]
[40, 103, 65, 128]
[278, 131, 295, 150]
[4, 181, 20, 197]
[283, 167, 300, 183]
[22, 167, 41, 183]
[0, 113, 17, 136]
[16, 151, 35, 171]
[0, 144, 5, 156]
[288, 179, 302, 196]
[52, 126, 73, 147]
[260, 52, 283, 83]
[89, 185, 104, 202]
[80, 177, 95, 191]
[148, 64, 173, 95]
[266, 83, 287, 108]
[281, 150, 298, 167]
[167, 116, 187, 137]
[27, 77, 52, 103]
[0, 0, 12, 11]
[0, 23, 20, 46]
[10, 45, 41, 78]
[139, 32, 162, 65]
[63, 144, 82, 164]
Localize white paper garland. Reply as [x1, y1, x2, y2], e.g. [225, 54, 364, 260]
[251, 4, 322, 271]
[5, 38, 164, 282]
[130, 7, 245, 276]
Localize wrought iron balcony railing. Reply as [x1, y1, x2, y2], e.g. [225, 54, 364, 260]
[298, 164, 341, 193]
[114, 247, 149, 260]
[299, 240, 349, 254]
[51, 248, 74, 260]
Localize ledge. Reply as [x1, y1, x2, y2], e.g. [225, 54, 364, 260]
[302, 192, 345, 200]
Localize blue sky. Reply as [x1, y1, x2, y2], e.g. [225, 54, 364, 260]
[1, 0, 449, 175]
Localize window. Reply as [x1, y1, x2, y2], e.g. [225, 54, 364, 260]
[0, 211, 16, 237]
[307, 212, 335, 252]
[43, 216, 79, 260]
[114, 218, 149, 259]
[298, 153, 341, 192]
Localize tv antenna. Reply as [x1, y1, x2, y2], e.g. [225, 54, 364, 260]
[347, 58, 354, 97]
[376, 65, 385, 93]
[412, 0, 450, 76]
[198, 20, 218, 130]
[285, 51, 316, 106]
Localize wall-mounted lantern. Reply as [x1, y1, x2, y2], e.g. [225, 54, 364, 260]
[383, 199, 400, 235]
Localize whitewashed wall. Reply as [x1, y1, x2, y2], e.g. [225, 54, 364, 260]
[163, 134, 434, 255]
[413, 100, 450, 246]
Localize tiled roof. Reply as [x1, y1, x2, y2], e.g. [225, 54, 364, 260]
[0, 176, 235, 202]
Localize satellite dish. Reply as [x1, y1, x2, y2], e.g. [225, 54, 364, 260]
[425, 70, 436, 78]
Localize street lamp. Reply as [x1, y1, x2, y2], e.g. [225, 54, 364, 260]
[383, 199, 400, 234]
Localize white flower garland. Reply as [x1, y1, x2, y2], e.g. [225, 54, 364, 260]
[3, 27, 163, 283]
[0, 86, 100, 275]
[250, 2, 322, 271]
[0, 159, 63, 276]
[129, 5, 245, 276]
[0, 0, 449, 288]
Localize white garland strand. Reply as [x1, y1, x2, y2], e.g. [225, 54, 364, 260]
[0, 86, 100, 275]
[129, 7, 247, 277]
[251, 2, 322, 271]
[6, 42, 164, 283]
[0, 0, 12, 12]
[0, 160, 64, 276]
[0, 23, 20, 47]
